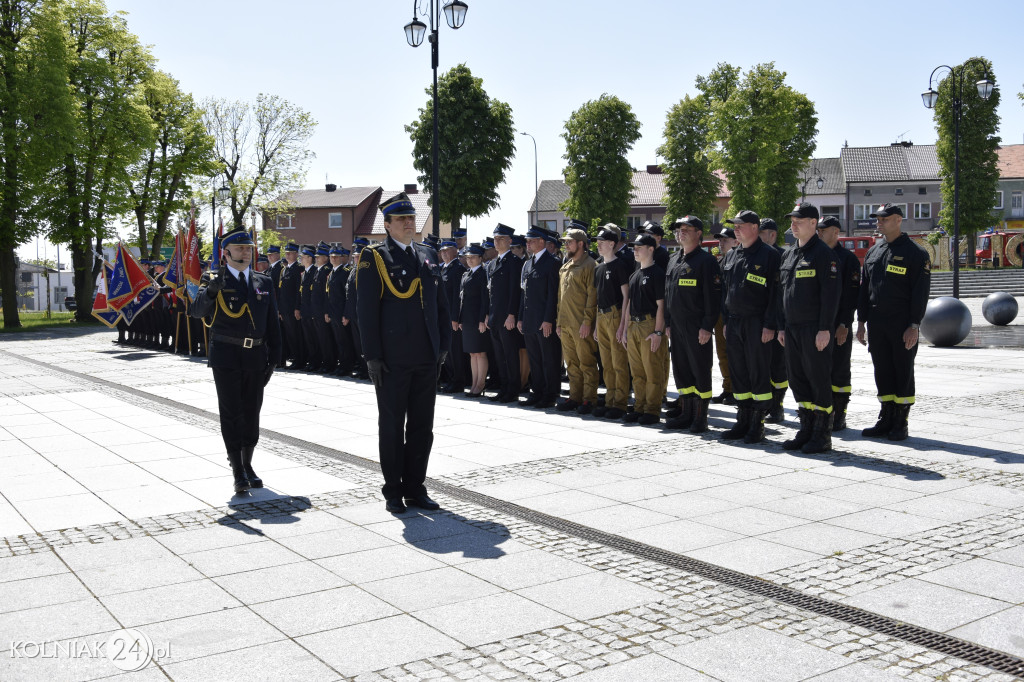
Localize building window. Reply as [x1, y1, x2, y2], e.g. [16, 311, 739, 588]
[1013, 191, 1023, 211]
[864, 189, 872, 197]
[328, 213, 342, 229]
[821, 205, 844, 219]
[918, 187, 927, 195]
[994, 191, 1004, 209]
[626, 216, 645, 230]
[894, 188, 904, 196]
[539, 219, 557, 232]
[854, 205, 873, 221]
[711, 210, 721, 225]
[892, 203, 908, 218]
[914, 203, 931, 220]
[276, 214, 294, 230]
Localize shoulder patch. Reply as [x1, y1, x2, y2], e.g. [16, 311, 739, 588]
[358, 260, 370, 270]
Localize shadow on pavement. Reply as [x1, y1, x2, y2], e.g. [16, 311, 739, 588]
[399, 510, 512, 561]
[213, 494, 313, 535]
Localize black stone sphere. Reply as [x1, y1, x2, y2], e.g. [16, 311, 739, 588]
[982, 291, 1018, 326]
[920, 296, 972, 347]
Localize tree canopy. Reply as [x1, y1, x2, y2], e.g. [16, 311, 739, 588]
[657, 95, 721, 226]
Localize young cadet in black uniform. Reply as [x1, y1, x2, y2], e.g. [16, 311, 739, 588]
[357, 192, 451, 514]
[190, 227, 281, 493]
[664, 216, 722, 433]
[639, 221, 670, 271]
[623, 234, 667, 425]
[345, 238, 369, 379]
[438, 239, 468, 393]
[278, 243, 304, 369]
[518, 225, 561, 408]
[326, 245, 356, 376]
[776, 203, 841, 453]
[593, 225, 631, 420]
[486, 224, 522, 403]
[758, 218, 789, 424]
[298, 245, 321, 370]
[313, 242, 336, 373]
[817, 217, 861, 431]
[856, 203, 930, 441]
[720, 210, 781, 443]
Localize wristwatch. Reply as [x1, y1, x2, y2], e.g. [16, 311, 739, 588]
[909, 323, 920, 330]
[653, 330, 664, 336]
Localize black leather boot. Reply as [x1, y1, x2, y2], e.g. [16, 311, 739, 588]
[227, 451, 250, 494]
[861, 403, 895, 438]
[720, 404, 751, 441]
[801, 411, 834, 453]
[743, 406, 767, 444]
[241, 445, 263, 488]
[887, 404, 910, 441]
[767, 388, 786, 423]
[689, 398, 710, 434]
[831, 393, 850, 431]
[666, 396, 695, 430]
[783, 407, 814, 450]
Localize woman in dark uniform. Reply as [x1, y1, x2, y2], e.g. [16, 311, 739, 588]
[458, 243, 490, 397]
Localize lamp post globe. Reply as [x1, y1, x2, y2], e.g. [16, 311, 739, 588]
[443, 0, 468, 29]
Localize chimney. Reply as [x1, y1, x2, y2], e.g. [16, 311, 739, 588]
[646, 165, 663, 175]
[890, 141, 913, 147]
[404, 184, 419, 194]
[325, 183, 337, 192]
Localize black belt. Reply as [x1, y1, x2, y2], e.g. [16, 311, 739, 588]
[630, 313, 652, 322]
[598, 305, 620, 314]
[211, 333, 264, 348]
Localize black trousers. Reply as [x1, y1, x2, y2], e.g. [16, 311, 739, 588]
[374, 362, 436, 499]
[212, 367, 265, 454]
[301, 316, 320, 366]
[350, 319, 366, 374]
[669, 318, 714, 399]
[725, 315, 773, 406]
[831, 330, 854, 393]
[783, 323, 834, 412]
[770, 335, 788, 390]
[443, 328, 466, 387]
[281, 313, 303, 365]
[330, 318, 356, 372]
[867, 315, 918, 403]
[315, 316, 336, 368]
[524, 330, 561, 401]
[490, 325, 521, 395]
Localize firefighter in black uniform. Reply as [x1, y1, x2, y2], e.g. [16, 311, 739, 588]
[190, 227, 281, 493]
[299, 244, 321, 370]
[518, 225, 562, 408]
[345, 238, 369, 379]
[759, 218, 789, 423]
[486, 223, 523, 403]
[267, 245, 287, 368]
[439, 239, 468, 393]
[719, 210, 781, 443]
[777, 203, 841, 453]
[313, 242, 335, 373]
[856, 203, 930, 441]
[358, 193, 451, 514]
[278, 243, 304, 369]
[326, 245, 356, 376]
[817, 217, 860, 431]
[664, 216, 722, 433]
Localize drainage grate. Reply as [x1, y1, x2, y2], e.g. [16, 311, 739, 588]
[4, 348, 1023, 679]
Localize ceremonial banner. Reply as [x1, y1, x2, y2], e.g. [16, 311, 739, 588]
[119, 283, 159, 326]
[107, 243, 154, 312]
[183, 211, 203, 301]
[91, 261, 122, 328]
[211, 216, 224, 270]
[163, 230, 182, 292]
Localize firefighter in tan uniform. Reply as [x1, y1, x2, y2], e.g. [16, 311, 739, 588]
[556, 227, 599, 414]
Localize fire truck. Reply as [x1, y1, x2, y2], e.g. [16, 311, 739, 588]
[975, 231, 1024, 267]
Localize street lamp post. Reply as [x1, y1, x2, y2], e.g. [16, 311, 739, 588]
[405, 0, 468, 239]
[800, 165, 825, 202]
[922, 59, 994, 299]
[211, 180, 230, 240]
[520, 131, 538, 226]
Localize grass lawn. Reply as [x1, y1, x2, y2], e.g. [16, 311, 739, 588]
[0, 311, 101, 334]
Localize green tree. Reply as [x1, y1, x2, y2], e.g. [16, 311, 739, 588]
[560, 94, 642, 231]
[44, 0, 155, 321]
[406, 64, 515, 233]
[0, 0, 74, 328]
[934, 57, 1000, 266]
[202, 93, 316, 233]
[127, 70, 217, 261]
[657, 95, 721, 225]
[708, 62, 818, 238]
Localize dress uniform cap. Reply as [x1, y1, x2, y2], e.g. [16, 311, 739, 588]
[672, 215, 704, 232]
[639, 220, 664, 237]
[267, 245, 281, 254]
[452, 228, 467, 238]
[870, 203, 904, 218]
[284, 243, 299, 252]
[423, 234, 440, 246]
[817, 217, 842, 230]
[222, 226, 255, 248]
[542, 228, 561, 245]
[315, 241, 331, 256]
[155, 260, 168, 266]
[300, 245, 316, 257]
[328, 245, 345, 256]
[631, 233, 658, 248]
[783, 202, 820, 220]
[140, 259, 150, 265]
[257, 255, 269, 263]
[379, 191, 416, 217]
[461, 243, 486, 256]
[759, 218, 779, 232]
[525, 225, 548, 239]
[510, 235, 526, 247]
[562, 228, 589, 243]
[493, 223, 515, 237]
[439, 240, 458, 249]
[725, 209, 760, 225]
[566, 219, 589, 232]
[481, 237, 495, 249]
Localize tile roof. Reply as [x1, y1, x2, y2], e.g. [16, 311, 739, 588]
[534, 179, 570, 212]
[997, 144, 1024, 179]
[531, 170, 730, 212]
[281, 186, 379, 209]
[840, 144, 939, 183]
[801, 157, 845, 195]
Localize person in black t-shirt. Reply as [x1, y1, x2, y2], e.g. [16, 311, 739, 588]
[593, 224, 631, 419]
[622, 234, 667, 425]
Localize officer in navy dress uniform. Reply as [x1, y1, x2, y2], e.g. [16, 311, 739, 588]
[486, 223, 524, 403]
[759, 218, 789, 424]
[458, 243, 491, 396]
[518, 225, 561, 408]
[266, 245, 287, 368]
[278, 243, 305, 369]
[190, 227, 281, 493]
[312, 241, 336, 373]
[438, 240, 468, 393]
[326, 245, 356, 376]
[346, 238, 370, 379]
[299, 244, 321, 370]
[357, 193, 451, 514]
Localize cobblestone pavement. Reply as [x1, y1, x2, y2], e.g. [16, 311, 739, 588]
[1, 325, 1023, 681]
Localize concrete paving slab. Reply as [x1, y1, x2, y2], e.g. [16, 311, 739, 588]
[842, 578, 1008, 631]
[515, 571, 663, 620]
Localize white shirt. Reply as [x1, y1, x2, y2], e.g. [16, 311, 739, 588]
[226, 263, 251, 282]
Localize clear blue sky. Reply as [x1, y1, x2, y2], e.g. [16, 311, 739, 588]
[23, 0, 1024, 261]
